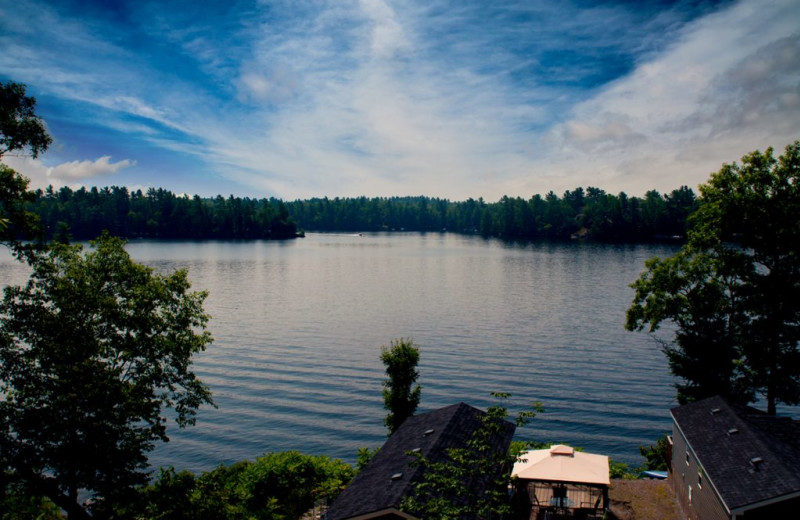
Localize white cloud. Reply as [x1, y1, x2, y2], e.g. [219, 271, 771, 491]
[47, 156, 136, 180]
[534, 0, 800, 197]
[2, 156, 136, 191]
[2, 0, 798, 201]
[359, 0, 410, 59]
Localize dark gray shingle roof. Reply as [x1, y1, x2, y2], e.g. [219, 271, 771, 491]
[671, 395, 800, 511]
[326, 402, 516, 520]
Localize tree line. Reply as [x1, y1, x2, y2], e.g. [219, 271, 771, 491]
[23, 185, 699, 243]
[284, 187, 699, 241]
[24, 186, 298, 241]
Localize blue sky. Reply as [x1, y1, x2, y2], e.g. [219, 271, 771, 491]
[1, 0, 798, 201]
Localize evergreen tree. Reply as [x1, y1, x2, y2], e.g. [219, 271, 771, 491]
[380, 338, 422, 434]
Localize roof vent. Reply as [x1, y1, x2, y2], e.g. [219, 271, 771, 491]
[710, 408, 722, 415]
[727, 428, 739, 436]
[411, 448, 421, 453]
[424, 429, 435, 436]
[749, 457, 763, 467]
[391, 473, 403, 480]
[550, 445, 575, 456]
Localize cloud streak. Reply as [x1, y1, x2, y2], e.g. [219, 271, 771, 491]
[1, 0, 798, 200]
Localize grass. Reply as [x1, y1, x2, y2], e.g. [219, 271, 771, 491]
[606, 478, 685, 520]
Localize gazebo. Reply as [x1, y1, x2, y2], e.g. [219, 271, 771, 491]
[511, 445, 609, 520]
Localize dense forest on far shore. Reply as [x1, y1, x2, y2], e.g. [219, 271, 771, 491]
[26, 185, 299, 240]
[24, 184, 699, 242]
[286, 186, 698, 241]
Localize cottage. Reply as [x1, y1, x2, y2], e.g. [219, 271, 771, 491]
[325, 402, 516, 520]
[670, 395, 800, 519]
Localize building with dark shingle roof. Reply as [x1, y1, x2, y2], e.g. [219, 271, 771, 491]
[325, 402, 515, 520]
[669, 395, 800, 520]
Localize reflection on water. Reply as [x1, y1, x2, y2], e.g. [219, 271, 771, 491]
[1, 234, 682, 470]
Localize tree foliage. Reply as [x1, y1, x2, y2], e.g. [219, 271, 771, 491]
[282, 188, 698, 242]
[401, 393, 541, 519]
[0, 81, 52, 159]
[1, 81, 50, 245]
[639, 433, 671, 472]
[0, 234, 214, 518]
[132, 452, 354, 520]
[27, 186, 298, 241]
[0, 163, 39, 245]
[380, 338, 422, 434]
[626, 141, 800, 413]
[24, 185, 701, 243]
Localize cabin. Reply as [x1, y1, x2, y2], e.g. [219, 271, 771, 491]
[325, 402, 516, 520]
[511, 444, 609, 520]
[670, 395, 800, 519]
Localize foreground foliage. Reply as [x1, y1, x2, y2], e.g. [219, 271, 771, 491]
[132, 452, 354, 520]
[401, 393, 541, 518]
[639, 434, 670, 472]
[0, 81, 51, 160]
[1, 81, 50, 245]
[626, 141, 800, 413]
[0, 235, 213, 518]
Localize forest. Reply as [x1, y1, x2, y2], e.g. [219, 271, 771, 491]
[24, 184, 699, 243]
[285, 186, 698, 241]
[26, 185, 299, 241]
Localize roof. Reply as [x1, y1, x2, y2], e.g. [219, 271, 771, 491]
[671, 395, 800, 513]
[326, 402, 516, 520]
[512, 445, 610, 486]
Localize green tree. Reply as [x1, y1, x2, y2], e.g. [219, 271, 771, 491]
[1, 81, 51, 245]
[639, 433, 671, 471]
[0, 164, 39, 245]
[0, 81, 51, 159]
[626, 141, 800, 414]
[134, 452, 354, 520]
[0, 234, 214, 519]
[380, 338, 422, 434]
[401, 393, 541, 518]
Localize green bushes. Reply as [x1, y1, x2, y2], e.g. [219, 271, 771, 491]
[132, 452, 354, 520]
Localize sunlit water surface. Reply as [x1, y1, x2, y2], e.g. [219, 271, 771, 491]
[2, 233, 690, 470]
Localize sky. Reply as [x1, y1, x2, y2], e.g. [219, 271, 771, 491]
[1, 0, 798, 201]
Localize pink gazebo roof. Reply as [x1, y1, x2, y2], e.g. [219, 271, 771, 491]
[512, 444, 610, 486]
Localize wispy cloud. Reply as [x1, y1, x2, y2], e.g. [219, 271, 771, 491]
[533, 0, 800, 196]
[1, 0, 798, 200]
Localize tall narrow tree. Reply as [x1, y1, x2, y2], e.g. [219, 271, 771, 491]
[380, 338, 421, 434]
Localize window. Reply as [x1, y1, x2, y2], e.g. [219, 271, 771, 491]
[688, 484, 693, 504]
[698, 470, 703, 489]
[686, 451, 690, 466]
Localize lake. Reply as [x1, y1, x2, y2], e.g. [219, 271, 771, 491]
[0, 233, 684, 470]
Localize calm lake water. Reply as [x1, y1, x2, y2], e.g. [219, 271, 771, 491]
[1, 233, 685, 469]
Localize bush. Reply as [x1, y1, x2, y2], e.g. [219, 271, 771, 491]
[134, 452, 354, 520]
